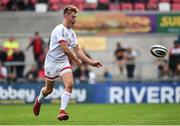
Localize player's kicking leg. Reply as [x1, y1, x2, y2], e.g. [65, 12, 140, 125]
[33, 79, 55, 116]
[57, 71, 73, 121]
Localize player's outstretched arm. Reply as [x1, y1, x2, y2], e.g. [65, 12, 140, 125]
[59, 41, 82, 66]
[73, 45, 102, 68]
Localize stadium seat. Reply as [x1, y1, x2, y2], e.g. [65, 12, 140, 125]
[72, 0, 84, 10]
[49, 3, 60, 11]
[49, 0, 59, 4]
[61, 0, 72, 4]
[1, 0, 9, 5]
[48, 0, 60, 11]
[84, 2, 97, 10]
[149, 0, 159, 2]
[35, 3, 48, 12]
[172, 3, 180, 10]
[99, 0, 109, 4]
[147, 2, 158, 10]
[77, 3, 85, 10]
[86, 0, 97, 4]
[158, 2, 171, 11]
[134, 3, 145, 10]
[160, 0, 171, 2]
[121, 3, 133, 10]
[172, 0, 180, 2]
[30, 0, 37, 4]
[109, 3, 119, 10]
[74, 0, 85, 4]
[85, 0, 98, 10]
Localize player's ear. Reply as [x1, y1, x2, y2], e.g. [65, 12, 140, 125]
[64, 13, 68, 18]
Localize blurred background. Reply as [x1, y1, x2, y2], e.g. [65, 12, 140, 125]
[0, 0, 180, 104]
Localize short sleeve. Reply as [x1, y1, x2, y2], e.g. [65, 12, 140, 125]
[54, 27, 66, 43]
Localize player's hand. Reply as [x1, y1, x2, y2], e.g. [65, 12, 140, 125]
[75, 59, 82, 66]
[91, 60, 102, 68]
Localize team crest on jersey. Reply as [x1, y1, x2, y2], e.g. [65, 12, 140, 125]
[66, 38, 71, 46]
[47, 71, 50, 76]
[72, 33, 74, 38]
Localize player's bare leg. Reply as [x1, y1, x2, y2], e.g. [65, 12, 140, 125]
[57, 72, 74, 121]
[33, 79, 55, 116]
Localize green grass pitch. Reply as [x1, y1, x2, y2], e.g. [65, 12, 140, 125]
[0, 104, 180, 125]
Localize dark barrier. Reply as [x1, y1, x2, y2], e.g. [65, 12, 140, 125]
[0, 82, 179, 104]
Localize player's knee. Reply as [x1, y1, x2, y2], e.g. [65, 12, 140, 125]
[65, 86, 73, 93]
[66, 84, 73, 89]
[65, 79, 74, 86]
[64, 81, 74, 92]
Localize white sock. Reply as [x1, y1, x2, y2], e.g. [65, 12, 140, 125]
[38, 88, 45, 103]
[60, 91, 71, 110]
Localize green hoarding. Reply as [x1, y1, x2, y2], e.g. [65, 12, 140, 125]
[157, 14, 180, 33]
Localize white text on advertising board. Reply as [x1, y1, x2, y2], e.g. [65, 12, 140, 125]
[109, 86, 180, 103]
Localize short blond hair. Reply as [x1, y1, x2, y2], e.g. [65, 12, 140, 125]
[63, 5, 79, 15]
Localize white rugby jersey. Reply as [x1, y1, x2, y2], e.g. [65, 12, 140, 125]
[45, 24, 78, 62]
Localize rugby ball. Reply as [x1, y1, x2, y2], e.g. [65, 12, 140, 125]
[150, 45, 168, 58]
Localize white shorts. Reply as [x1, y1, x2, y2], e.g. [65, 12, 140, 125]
[44, 60, 72, 81]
